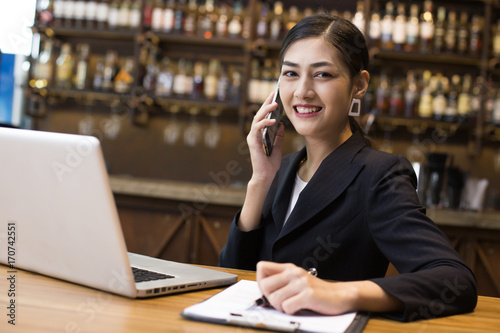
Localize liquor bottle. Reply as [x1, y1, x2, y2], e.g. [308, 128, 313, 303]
[184, 60, 194, 97]
[404, 70, 419, 118]
[368, 11, 381, 49]
[494, 20, 500, 57]
[114, 57, 134, 93]
[493, 89, 500, 125]
[73, 0, 86, 28]
[256, 2, 270, 39]
[248, 59, 261, 104]
[184, 0, 198, 35]
[469, 15, 483, 57]
[419, 0, 434, 53]
[156, 57, 175, 97]
[389, 77, 404, 116]
[351, 1, 365, 35]
[469, 76, 484, 125]
[405, 4, 419, 52]
[33, 39, 54, 88]
[418, 70, 433, 118]
[217, 64, 230, 101]
[96, 0, 110, 29]
[444, 75, 460, 122]
[118, 0, 132, 29]
[270, 2, 283, 40]
[457, 74, 472, 122]
[432, 76, 447, 121]
[53, 0, 65, 26]
[228, 1, 243, 38]
[456, 12, 469, 55]
[380, 2, 394, 51]
[85, 0, 98, 29]
[63, 0, 75, 26]
[108, 0, 120, 30]
[204, 59, 219, 100]
[260, 59, 274, 102]
[174, 0, 187, 33]
[216, 5, 229, 37]
[191, 60, 205, 99]
[151, 0, 164, 32]
[101, 50, 118, 90]
[173, 58, 188, 96]
[143, 0, 154, 29]
[392, 3, 406, 52]
[433, 7, 446, 55]
[55, 43, 74, 89]
[92, 57, 105, 89]
[142, 50, 158, 92]
[444, 11, 457, 54]
[129, 0, 142, 29]
[200, 0, 216, 38]
[285, 6, 299, 33]
[74, 43, 90, 90]
[375, 73, 390, 115]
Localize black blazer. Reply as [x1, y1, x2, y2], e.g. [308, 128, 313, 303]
[219, 131, 477, 321]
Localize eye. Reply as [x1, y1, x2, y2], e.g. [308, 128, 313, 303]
[283, 70, 298, 77]
[315, 72, 333, 78]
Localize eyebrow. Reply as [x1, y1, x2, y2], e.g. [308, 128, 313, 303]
[282, 60, 334, 68]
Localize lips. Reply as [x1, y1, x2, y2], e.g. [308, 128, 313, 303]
[294, 105, 322, 117]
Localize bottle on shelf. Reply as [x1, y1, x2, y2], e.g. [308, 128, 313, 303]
[108, 0, 121, 30]
[92, 57, 105, 89]
[151, 0, 165, 32]
[375, 73, 390, 115]
[229, 66, 242, 102]
[96, 0, 110, 30]
[404, 70, 419, 118]
[102, 50, 118, 90]
[493, 20, 500, 58]
[433, 6, 446, 55]
[256, 2, 270, 39]
[469, 75, 484, 125]
[392, 3, 406, 52]
[432, 75, 447, 121]
[200, 0, 216, 38]
[74, 43, 90, 90]
[114, 57, 135, 93]
[183, 60, 194, 97]
[457, 74, 472, 122]
[351, 1, 365, 36]
[456, 12, 469, 55]
[192, 60, 205, 99]
[73, 0, 86, 28]
[118, 0, 132, 29]
[405, 4, 419, 52]
[85, 0, 98, 29]
[444, 11, 458, 54]
[419, 0, 434, 54]
[143, 49, 158, 92]
[33, 39, 55, 89]
[368, 10, 381, 49]
[184, 0, 198, 35]
[63, 0, 75, 27]
[55, 43, 74, 89]
[217, 64, 230, 101]
[156, 57, 175, 97]
[418, 70, 433, 118]
[143, 0, 154, 29]
[53, 0, 65, 26]
[270, 1, 284, 40]
[469, 15, 483, 57]
[248, 59, 261, 104]
[285, 6, 299, 34]
[380, 1, 394, 51]
[174, 0, 187, 33]
[204, 59, 219, 100]
[216, 4, 229, 37]
[228, 1, 243, 38]
[129, 0, 142, 29]
[444, 74, 460, 122]
[173, 58, 188, 96]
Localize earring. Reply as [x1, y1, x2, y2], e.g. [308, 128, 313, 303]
[348, 98, 361, 117]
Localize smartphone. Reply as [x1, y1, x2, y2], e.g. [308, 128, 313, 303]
[262, 78, 283, 156]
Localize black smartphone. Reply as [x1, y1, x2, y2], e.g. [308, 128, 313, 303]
[262, 78, 283, 156]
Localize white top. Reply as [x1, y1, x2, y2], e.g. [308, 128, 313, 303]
[284, 173, 308, 224]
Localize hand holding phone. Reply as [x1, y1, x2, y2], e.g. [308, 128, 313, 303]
[262, 77, 283, 156]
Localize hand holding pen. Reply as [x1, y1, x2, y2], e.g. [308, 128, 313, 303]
[255, 262, 318, 309]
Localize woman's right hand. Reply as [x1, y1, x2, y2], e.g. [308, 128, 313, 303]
[246, 91, 285, 186]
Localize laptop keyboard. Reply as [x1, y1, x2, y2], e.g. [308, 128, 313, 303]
[132, 267, 175, 283]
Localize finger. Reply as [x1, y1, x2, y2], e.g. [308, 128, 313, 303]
[256, 261, 288, 281]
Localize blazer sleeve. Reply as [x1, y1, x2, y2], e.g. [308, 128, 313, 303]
[366, 155, 477, 321]
[218, 209, 265, 270]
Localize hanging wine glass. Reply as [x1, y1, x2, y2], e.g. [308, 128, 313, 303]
[184, 107, 202, 147]
[204, 108, 222, 149]
[78, 102, 95, 136]
[102, 99, 123, 140]
[163, 104, 182, 145]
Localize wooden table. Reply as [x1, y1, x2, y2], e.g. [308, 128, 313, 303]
[1, 264, 498, 333]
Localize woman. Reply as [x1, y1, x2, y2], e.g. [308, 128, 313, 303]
[219, 14, 477, 322]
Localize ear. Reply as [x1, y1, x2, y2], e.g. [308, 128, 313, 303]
[352, 70, 370, 100]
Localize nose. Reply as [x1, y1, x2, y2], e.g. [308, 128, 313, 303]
[293, 77, 315, 100]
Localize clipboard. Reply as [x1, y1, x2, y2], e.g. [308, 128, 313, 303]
[181, 280, 370, 333]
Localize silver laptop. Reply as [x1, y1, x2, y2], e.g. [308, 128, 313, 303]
[0, 127, 237, 298]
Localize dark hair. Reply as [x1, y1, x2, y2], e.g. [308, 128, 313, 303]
[279, 14, 371, 146]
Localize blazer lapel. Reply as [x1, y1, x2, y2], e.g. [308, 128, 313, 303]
[277, 132, 366, 239]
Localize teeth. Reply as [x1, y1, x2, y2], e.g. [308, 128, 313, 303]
[295, 106, 321, 114]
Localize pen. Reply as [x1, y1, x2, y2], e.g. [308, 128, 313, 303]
[254, 267, 318, 307]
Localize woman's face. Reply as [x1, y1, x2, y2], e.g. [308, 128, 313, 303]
[279, 37, 356, 141]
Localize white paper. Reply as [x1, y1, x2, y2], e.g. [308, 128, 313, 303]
[182, 280, 357, 333]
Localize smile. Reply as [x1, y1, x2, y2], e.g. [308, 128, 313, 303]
[294, 106, 322, 115]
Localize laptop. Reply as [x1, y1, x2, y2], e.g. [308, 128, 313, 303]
[0, 127, 237, 298]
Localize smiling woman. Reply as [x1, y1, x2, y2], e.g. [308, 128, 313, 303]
[219, 14, 477, 322]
